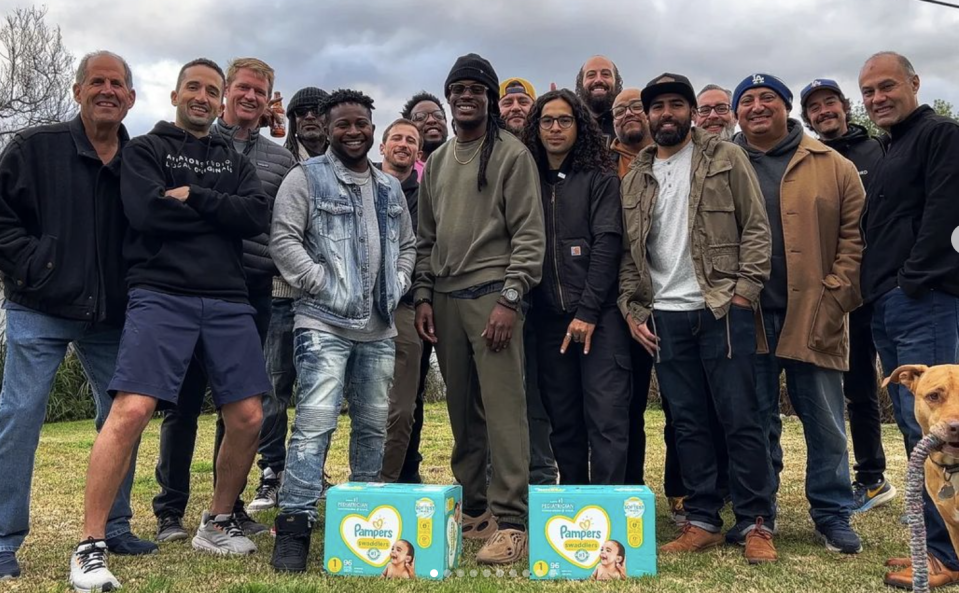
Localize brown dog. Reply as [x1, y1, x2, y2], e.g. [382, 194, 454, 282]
[885, 364, 959, 553]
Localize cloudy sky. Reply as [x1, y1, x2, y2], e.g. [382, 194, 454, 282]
[4, 0, 958, 142]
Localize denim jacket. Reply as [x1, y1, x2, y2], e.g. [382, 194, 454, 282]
[272, 154, 415, 330]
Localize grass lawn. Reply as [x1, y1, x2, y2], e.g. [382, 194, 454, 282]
[9, 405, 915, 592]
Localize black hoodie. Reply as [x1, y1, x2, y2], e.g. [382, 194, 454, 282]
[861, 105, 959, 302]
[120, 121, 270, 302]
[820, 123, 883, 193]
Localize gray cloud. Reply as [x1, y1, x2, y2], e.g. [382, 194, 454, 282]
[4, 0, 956, 140]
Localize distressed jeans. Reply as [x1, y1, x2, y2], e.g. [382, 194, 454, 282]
[0, 306, 136, 552]
[277, 328, 394, 523]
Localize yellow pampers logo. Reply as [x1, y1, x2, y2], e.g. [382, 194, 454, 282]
[340, 506, 402, 567]
[545, 506, 610, 569]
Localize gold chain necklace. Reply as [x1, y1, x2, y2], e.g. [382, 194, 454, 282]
[453, 136, 485, 165]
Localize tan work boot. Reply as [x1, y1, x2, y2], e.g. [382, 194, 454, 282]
[659, 524, 722, 554]
[744, 519, 778, 564]
[884, 554, 959, 589]
[462, 509, 498, 541]
[476, 528, 527, 565]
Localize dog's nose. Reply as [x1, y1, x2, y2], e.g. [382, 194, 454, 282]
[946, 420, 959, 440]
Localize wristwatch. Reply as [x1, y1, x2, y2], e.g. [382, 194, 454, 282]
[501, 288, 520, 306]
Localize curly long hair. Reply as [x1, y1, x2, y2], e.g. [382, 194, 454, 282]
[522, 88, 613, 173]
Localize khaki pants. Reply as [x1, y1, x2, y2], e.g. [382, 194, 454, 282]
[380, 303, 424, 482]
[433, 291, 529, 525]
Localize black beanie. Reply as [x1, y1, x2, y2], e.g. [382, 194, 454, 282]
[287, 86, 330, 117]
[444, 53, 499, 105]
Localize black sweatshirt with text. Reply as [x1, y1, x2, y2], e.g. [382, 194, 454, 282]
[120, 121, 270, 302]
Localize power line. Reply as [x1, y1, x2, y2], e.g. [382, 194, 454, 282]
[917, 0, 959, 8]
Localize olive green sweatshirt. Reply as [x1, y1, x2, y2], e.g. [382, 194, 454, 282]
[413, 131, 545, 301]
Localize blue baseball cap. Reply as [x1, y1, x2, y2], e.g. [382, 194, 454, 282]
[800, 78, 846, 108]
[732, 73, 793, 114]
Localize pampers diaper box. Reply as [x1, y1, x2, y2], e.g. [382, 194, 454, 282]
[324, 483, 462, 580]
[529, 485, 656, 581]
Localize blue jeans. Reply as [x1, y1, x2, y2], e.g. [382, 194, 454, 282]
[873, 287, 959, 569]
[0, 306, 136, 552]
[756, 309, 854, 525]
[652, 307, 776, 530]
[278, 328, 394, 522]
[259, 297, 296, 473]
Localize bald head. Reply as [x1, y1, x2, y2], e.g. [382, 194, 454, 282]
[576, 55, 623, 116]
[859, 51, 920, 131]
[612, 88, 648, 147]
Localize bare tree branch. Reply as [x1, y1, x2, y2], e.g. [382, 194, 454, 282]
[0, 5, 76, 149]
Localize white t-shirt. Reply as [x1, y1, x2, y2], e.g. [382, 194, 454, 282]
[647, 141, 705, 311]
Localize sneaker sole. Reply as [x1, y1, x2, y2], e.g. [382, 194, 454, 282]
[0, 574, 20, 581]
[247, 500, 277, 512]
[852, 485, 898, 514]
[70, 579, 119, 592]
[157, 531, 189, 543]
[191, 536, 256, 556]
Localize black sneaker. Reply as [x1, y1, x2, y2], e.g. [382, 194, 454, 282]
[156, 514, 189, 542]
[0, 551, 20, 580]
[234, 507, 269, 537]
[105, 531, 158, 555]
[852, 479, 897, 514]
[816, 518, 862, 554]
[271, 513, 312, 572]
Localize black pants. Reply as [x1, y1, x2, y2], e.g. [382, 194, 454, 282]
[152, 291, 272, 519]
[627, 340, 727, 497]
[535, 307, 632, 485]
[653, 308, 775, 529]
[844, 303, 887, 486]
[398, 341, 431, 483]
[626, 341, 653, 485]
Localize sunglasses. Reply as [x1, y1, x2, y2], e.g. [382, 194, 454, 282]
[292, 105, 322, 118]
[448, 83, 488, 97]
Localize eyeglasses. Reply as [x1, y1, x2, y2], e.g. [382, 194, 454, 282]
[696, 103, 731, 116]
[612, 101, 644, 119]
[411, 110, 447, 122]
[448, 83, 487, 97]
[539, 115, 575, 130]
[292, 105, 321, 118]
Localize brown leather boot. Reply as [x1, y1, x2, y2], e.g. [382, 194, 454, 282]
[886, 557, 912, 568]
[744, 519, 778, 564]
[659, 524, 723, 554]
[884, 554, 959, 589]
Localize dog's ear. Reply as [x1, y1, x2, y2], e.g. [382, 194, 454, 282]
[883, 364, 930, 394]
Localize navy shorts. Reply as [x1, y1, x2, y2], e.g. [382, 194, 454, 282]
[109, 288, 271, 408]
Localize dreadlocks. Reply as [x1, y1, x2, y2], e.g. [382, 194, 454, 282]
[522, 89, 613, 174]
[474, 100, 504, 192]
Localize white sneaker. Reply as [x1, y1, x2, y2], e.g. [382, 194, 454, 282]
[192, 511, 256, 555]
[248, 468, 282, 512]
[70, 539, 120, 592]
